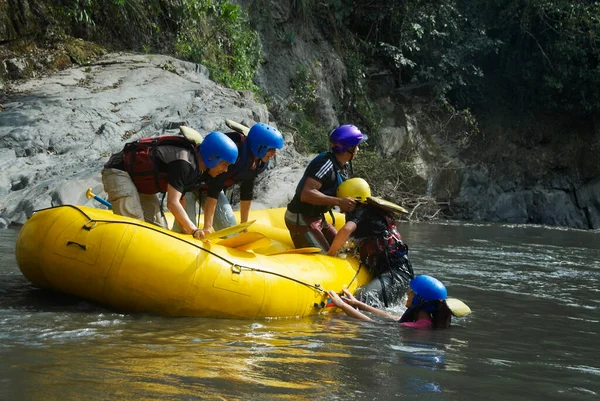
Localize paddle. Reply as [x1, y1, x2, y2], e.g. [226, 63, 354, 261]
[225, 119, 250, 135]
[366, 196, 409, 214]
[202, 220, 256, 241]
[267, 247, 322, 256]
[217, 231, 271, 251]
[446, 298, 472, 317]
[86, 188, 112, 208]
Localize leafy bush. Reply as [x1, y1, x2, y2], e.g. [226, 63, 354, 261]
[174, 0, 261, 92]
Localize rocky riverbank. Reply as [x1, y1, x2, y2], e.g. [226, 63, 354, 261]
[0, 53, 309, 226]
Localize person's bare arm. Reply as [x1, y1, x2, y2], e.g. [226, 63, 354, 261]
[343, 289, 401, 320]
[166, 185, 200, 237]
[300, 178, 357, 211]
[326, 290, 374, 321]
[239, 200, 251, 223]
[202, 196, 218, 236]
[327, 221, 357, 256]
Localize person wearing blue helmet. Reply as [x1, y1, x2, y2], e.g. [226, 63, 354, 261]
[285, 124, 368, 251]
[102, 130, 238, 239]
[177, 122, 284, 233]
[201, 122, 283, 231]
[326, 275, 455, 330]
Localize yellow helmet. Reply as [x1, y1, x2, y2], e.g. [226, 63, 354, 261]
[337, 178, 371, 202]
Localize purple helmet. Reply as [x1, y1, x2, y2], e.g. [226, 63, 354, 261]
[329, 124, 368, 154]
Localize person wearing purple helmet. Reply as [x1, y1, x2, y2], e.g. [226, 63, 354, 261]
[102, 131, 238, 239]
[285, 124, 367, 251]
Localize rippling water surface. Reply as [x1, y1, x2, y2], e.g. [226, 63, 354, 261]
[1, 221, 598, 400]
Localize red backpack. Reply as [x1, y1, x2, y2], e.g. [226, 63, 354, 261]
[122, 136, 197, 194]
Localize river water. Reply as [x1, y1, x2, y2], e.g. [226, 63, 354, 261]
[1, 221, 598, 400]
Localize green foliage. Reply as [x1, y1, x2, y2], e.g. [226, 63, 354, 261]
[352, 150, 425, 199]
[480, 0, 600, 113]
[318, 0, 500, 105]
[293, 117, 329, 154]
[42, 0, 173, 51]
[289, 65, 319, 112]
[174, 0, 261, 92]
[340, 50, 382, 148]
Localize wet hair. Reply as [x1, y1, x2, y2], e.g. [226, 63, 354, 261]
[399, 300, 452, 329]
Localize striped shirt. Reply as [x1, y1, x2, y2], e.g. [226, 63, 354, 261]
[287, 152, 349, 216]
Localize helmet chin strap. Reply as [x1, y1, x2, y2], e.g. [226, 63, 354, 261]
[347, 146, 357, 160]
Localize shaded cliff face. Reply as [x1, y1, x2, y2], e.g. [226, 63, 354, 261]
[0, 53, 309, 225]
[449, 111, 600, 229]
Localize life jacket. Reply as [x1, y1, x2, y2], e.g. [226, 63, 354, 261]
[221, 133, 267, 188]
[122, 135, 197, 194]
[357, 213, 407, 262]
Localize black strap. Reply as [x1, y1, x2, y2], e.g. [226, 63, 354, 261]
[149, 139, 162, 194]
[159, 192, 166, 221]
[378, 274, 390, 307]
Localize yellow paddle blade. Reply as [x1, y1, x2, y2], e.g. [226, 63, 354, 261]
[217, 232, 266, 248]
[179, 126, 204, 145]
[202, 220, 256, 241]
[225, 119, 250, 135]
[236, 236, 272, 251]
[446, 298, 472, 317]
[268, 247, 323, 256]
[366, 196, 409, 214]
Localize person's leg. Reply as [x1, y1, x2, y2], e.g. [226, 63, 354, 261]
[355, 273, 395, 308]
[285, 210, 311, 248]
[284, 211, 332, 251]
[139, 194, 168, 229]
[101, 168, 144, 220]
[212, 190, 237, 231]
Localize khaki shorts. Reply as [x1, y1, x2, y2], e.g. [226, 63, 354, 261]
[101, 168, 167, 229]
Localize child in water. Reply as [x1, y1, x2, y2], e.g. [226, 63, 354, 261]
[326, 275, 454, 330]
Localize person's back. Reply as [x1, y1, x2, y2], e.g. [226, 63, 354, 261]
[102, 130, 238, 238]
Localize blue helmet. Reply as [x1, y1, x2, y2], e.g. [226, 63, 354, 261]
[410, 275, 447, 306]
[199, 131, 239, 168]
[329, 124, 368, 154]
[247, 123, 284, 158]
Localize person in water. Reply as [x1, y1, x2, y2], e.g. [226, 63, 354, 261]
[102, 131, 238, 239]
[285, 124, 367, 251]
[326, 275, 453, 330]
[327, 178, 414, 307]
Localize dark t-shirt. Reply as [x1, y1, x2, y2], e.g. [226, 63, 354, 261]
[346, 203, 392, 240]
[287, 152, 349, 216]
[165, 160, 211, 194]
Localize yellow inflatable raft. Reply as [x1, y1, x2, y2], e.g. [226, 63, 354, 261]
[15, 205, 370, 318]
